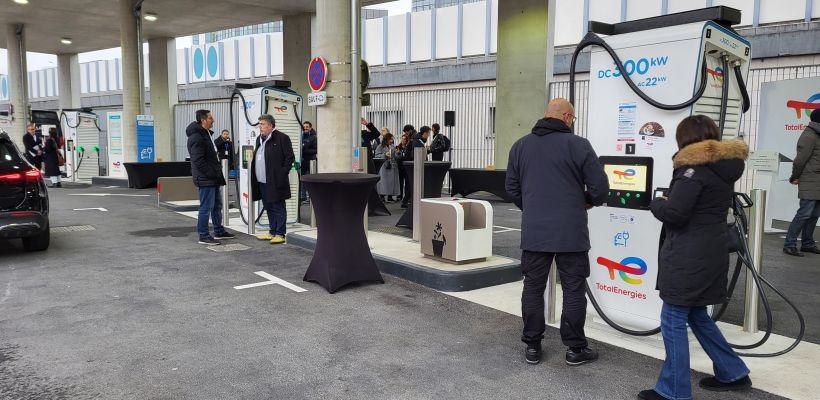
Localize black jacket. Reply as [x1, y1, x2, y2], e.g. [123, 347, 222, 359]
[790, 121, 820, 200]
[186, 121, 225, 187]
[650, 139, 748, 307]
[213, 136, 235, 170]
[42, 137, 61, 177]
[302, 129, 317, 161]
[251, 130, 295, 203]
[361, 123, 380, 173]
[22, 133, 42, 167]
[430, 132, 451, 161]
[506, 118, 608, 252]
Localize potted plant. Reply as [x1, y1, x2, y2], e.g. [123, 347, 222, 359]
[432, 222, 446, 257]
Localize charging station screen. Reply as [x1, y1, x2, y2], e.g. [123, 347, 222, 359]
[604, 164, 648, 192]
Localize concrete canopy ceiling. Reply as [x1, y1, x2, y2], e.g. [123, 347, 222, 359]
[0, 0, 390, 55]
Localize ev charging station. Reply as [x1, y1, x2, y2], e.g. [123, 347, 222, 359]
[61, 110, 101, 180]
[233, 84, 303, 228]
[572, 8, 751, 331]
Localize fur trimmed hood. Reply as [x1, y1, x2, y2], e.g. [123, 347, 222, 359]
[673, 139, 748, 169]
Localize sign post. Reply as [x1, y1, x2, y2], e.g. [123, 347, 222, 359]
[107, 112, 125, 177]
[135, 115, 155, 163]
[307, 57, 328, 107]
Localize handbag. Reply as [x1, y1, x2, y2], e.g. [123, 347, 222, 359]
[56, 148, 65, 167]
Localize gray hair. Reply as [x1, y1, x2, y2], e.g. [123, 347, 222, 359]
[258, 114, 275, 127]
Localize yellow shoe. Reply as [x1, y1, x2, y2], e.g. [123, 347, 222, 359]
[257, 234, 273, 240]
[270, 235, 286, 244]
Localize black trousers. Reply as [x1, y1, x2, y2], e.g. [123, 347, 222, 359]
[521, 250, 590, 350]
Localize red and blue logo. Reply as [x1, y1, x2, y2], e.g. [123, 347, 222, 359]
[613, 168, 636, 181]
[707, 67, 724, 85]
[786, 93, 820, 119]
[597, 256, 648, 285]
[273, 105, 289, 113]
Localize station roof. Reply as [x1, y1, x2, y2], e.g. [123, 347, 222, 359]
[0, 0, 389, 55]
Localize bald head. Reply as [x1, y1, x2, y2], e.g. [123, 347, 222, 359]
[545, 98, 575, 128]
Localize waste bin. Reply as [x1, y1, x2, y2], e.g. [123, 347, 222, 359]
[420, 197, 493, 263]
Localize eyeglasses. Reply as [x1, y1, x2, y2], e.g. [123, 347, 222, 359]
[563, 113, 577, 123]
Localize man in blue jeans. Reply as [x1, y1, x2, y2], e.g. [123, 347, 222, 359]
[250, 114, 295, 244]
[784, 109, 820, 257]
[186, 109, 235, 245]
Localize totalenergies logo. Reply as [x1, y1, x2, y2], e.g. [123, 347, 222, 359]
[597, 256, 648, 285]
[786, 93, 820, 119]
[613, 168, 636, 181]
[707, 67, 724, 85]
[273, 105, 289, 113]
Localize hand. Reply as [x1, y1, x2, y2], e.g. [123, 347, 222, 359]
[791, 179, 799, 185]
[361, 117, 369, 126]
[585, 204, 593, 210]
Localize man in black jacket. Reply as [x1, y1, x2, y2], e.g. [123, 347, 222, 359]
[186, 110, 235, 245]
[251, 114, 295, 245]
[361, 118, 380, 174]
[22, 123, 43, 169]
[300, 121, 317, 202]
[429, 123, 451, 161]
[213, 129, 235, 171]
[506, 98, 609, 366]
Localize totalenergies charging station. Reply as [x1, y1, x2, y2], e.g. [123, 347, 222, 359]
[572, 7, 752, 331]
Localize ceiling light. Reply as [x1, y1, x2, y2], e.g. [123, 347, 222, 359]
[13, 0, 29, 4]
[144, 13, 158, 22]
[61, 38, 72, 45]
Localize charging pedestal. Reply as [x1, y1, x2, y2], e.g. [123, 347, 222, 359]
[235, 85, 303, 229]
[61, 111, 100, 180]
[581, 11, 751, 331]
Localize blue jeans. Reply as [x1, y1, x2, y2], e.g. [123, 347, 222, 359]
[655, 303, 749, 400]
[784, 199, 820, 248]
[259, 182, 287, 236]
[197, 186, 226, 239]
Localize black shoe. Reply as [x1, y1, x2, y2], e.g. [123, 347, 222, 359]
[213, 231, 235, 240]
[699, 375, 752, 392]
[800, 246, 820, 254]
[387, 196, 395, 202]
[783, 247, 804, 257]
[56, 182, 62, 188]
[565, 347, 598, 366]
[400, 203, 408, 208]
[525, 343, 542, 365]
[198, 236, 221, 246]
[637, 389, 666, 400]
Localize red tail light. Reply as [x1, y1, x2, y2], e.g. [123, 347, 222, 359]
[0, 169, 41, 183]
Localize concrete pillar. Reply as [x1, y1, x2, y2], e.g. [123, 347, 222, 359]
[5, 24, 29, 144]
[57, 53, 82, 109]
[315, 0, 353, 173]
[494, 0, 552, 167]
[283, 14, 315, 126]
[148, 37, 178, 162]
[119, 0, 140, 163]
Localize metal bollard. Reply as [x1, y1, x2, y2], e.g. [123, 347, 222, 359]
[743, 189, 766, 333]
[546, 264, 558, 324]
[309, 160, 317, 228]
[221, 159, 230, 227]
[247, 167, 256, 236]
[412, 147, 425, 242]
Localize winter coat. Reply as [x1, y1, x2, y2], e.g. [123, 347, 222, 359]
[361, 123, 380, 174]
[42, 137, 61, 177]
[430, 132, 451, 161]
[302, 129, 317, 162]
[505, 118, 609, 253]
[375, 143, 400, 196]
[186, 121, 226, 187]
[251, 130, 295, 203]
[22, 133, 43, 168]
[213, 136, 235, 170]
[790, 121, 820, 200]
[650, 139, 748, 307]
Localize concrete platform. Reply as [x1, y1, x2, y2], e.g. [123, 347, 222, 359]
[159, 200, 238, 212]
[287, 229, 521, 292]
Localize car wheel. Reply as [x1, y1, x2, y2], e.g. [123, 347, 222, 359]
[22, 221, 50, 252]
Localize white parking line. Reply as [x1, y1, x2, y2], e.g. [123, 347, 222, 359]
[234, 271, 307, 293]
[493, 225, 521, 234]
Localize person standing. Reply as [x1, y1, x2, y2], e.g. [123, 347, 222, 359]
[361, 118, 380, 174]
[429, 123, 451, 162]
[395, 128, 412, 205]
[41, 129, 62, 188]
[639, 115, 752, 400]
[374, 132, 400, 202]
[213, 129, 235, 171]
[783, 109, 820, 257]
[251, 114, 295, 245]
[505, 98, 608, 366]
[300, 121, 317, 203]
[186, 109, 235, 246]
[23, 123, 43, 170]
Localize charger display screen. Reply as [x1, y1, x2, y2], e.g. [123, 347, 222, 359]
[604, 164, 649, 193]
[598, 156, 654, 210]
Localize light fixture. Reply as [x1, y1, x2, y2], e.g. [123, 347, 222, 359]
[13, 0, 29, 4]
[144, 12, 158, 22]
[61, 38, 72, 45]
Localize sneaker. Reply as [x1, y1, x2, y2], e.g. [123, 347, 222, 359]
[257, 234, 274, 240]
[214, 231, 235, 240]
[525, 343, 542, 365]
[783, 247, 804, 257]
[800, 246, 820, 255]
[699, 376, 752, 392]
[198, 236, 221, 246]
[637, 389, 666, 400]
[270, 235, 286, 244]
[565, 347, 598, 366]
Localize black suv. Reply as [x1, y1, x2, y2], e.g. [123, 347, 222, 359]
[0, 130, 50, 251]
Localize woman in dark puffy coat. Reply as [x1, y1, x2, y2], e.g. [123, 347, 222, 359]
[42, 128, 62, 188]
[639, 116, 751, 400]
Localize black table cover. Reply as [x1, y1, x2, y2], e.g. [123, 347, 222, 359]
[449, 168, 513, 202]
[301, 173, 384, 293]
[123, 162, 192, 189]
[396, 161, 451, 229]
